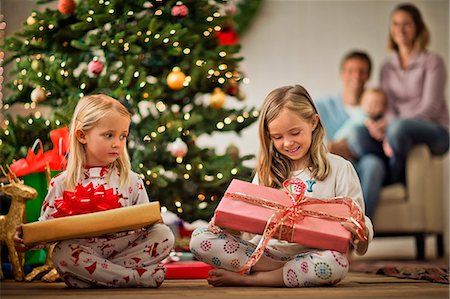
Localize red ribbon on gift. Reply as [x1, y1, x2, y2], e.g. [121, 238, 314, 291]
[50, 182, 121, 218]
[9, 127, 69, 177]
[226, 178, 367, 275]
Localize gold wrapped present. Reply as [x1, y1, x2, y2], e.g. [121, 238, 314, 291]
[22, 202, 161, 245]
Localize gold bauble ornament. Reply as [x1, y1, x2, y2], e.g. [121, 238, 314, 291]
[166, 67, 186, 90]
[31, 60, 42, 71]
[210, 87, 226, 109]
[26, 16, 36, 26]
[30, 87, 47, 103]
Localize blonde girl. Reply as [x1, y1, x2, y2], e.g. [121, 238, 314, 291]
[190, 85, 373, 287]
[15, 94, 174, 288]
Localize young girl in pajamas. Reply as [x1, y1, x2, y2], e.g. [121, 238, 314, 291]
[14, 94, 174, 288]
[190, 85, 373, 287]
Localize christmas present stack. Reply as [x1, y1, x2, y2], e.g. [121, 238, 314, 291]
[8, 127, 69, 265]
[22, 182, 162, 245]
[214, 179, 366, 273]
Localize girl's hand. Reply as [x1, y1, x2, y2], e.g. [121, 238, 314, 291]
[13, 225, 31, 252]
[341, 219, 369, 255]
[208, 216, 241, 236]
[208, 216, 222, 234]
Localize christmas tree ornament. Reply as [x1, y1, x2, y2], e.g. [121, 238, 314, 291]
[166, 67, 186, 90]
[226, 144, 240, 161]
[216, 25, 239, 46]
[30, 87, 47, 103]
[88, 59, 104, 76]
[26, 16, 36, 26]
[226, 78, 239, 96]
[167, 138, 188, 158]
[58, 0, 76, 15]
[224, 3, 238, 16]
[171, 2, 189, 17]
[31, 60, 42, 71]
[210, 87, 226, 109]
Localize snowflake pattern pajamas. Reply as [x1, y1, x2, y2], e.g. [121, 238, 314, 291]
[190, 227, 349, 287]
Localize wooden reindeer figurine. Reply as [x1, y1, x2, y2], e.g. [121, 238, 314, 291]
[21, 165, 61, 283]
[0, 166, 37, 281]
[24, 243, 60, 282]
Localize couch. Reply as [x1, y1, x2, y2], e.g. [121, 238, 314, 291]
[372, 145, 448, 260]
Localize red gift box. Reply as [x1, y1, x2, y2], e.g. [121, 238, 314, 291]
[215, 179, 364, 253]
[165, 261, 214, 279]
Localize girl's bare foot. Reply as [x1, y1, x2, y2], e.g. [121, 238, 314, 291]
[207, 269, 248, 287]
[207, 267, 285, 287]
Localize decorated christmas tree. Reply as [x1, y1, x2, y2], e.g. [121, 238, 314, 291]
[1, 0, 262, 222]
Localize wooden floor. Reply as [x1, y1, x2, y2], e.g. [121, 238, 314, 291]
[2, 236, 449, 298]
[1, 272, 449, 299]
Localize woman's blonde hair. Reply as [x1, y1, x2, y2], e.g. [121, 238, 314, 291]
[256, 85, 330, 188]
[388, 3, 430, 52]
[65, 94, 132, 191]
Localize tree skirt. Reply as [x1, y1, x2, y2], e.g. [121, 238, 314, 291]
[350, 259, 449, 284]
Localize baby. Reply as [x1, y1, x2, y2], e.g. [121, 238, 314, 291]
[329, 88, 386, 160]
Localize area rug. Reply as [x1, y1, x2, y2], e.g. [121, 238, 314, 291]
[350, 259, 449, 284]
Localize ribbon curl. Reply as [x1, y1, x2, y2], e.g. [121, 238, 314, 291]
[51, 182, 121, 218]
[226, 178, 367, 274]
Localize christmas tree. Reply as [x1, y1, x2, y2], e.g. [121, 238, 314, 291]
[1, 0, 262, 222]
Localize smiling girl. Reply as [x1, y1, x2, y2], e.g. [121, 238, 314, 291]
[190, 85, 373, 287]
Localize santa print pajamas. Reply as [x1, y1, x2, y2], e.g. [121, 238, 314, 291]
[39, 167, 174, 288]
[190, 227, 349, 287]
[52, 224, 173, 288]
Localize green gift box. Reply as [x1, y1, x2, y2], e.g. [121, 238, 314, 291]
[22, 171, 60, 223]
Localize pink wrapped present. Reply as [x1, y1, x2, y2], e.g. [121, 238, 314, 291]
[214, 179, 365, 273]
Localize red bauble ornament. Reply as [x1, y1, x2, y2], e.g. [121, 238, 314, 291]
[58, 0, 76, 15]
[216, 27, 239, 46]
[226, 79, 239, 96]
[88, 60, 104, 76]
[171, 2, 188, 17]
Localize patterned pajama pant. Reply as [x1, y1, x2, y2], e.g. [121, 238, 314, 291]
[52, 224, 174, 288]
[189, 227, 349, 287]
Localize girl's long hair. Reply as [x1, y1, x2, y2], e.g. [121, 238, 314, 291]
[388, 3, 430, 52]
[65, 94, 132, 191]
[256, 85, 330, 188]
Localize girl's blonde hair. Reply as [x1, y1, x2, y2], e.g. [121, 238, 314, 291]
[65, 94, 132, 191]
[388, 3, 430, 52]
[256, 85, 330, 188]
